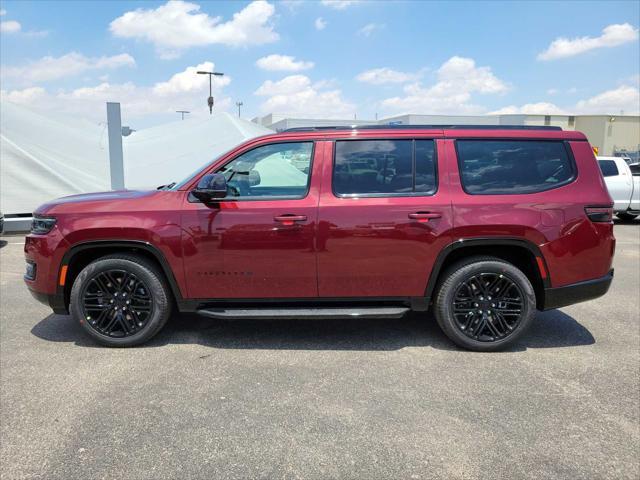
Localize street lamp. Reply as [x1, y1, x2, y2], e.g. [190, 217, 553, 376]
[176, 110, 190, 120]
[235, 101, 243, 118]
[197, 70, 224, 114]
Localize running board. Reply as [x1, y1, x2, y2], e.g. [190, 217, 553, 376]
[196, 306, 410, 320]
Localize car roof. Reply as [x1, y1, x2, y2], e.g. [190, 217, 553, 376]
[253, 125, 587, 142]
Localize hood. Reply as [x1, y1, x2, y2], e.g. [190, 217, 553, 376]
[34, 190, 158, 215]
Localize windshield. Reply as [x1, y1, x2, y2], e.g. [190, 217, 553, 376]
[169, 145, 238, 190]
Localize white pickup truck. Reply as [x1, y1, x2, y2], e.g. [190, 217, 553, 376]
[597, 156, 640, 221]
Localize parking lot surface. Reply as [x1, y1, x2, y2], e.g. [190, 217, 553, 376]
[1, 221, 639, 479]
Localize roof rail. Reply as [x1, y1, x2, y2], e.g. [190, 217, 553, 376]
[281, 124, 563, 132]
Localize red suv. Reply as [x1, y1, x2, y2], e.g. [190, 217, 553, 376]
[24, 125, 615, 351]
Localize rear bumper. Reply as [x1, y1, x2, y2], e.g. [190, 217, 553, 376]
[542, 270, 614, 310]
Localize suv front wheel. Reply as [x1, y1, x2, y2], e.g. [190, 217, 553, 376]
[434, 256, 536, 351]
[70, 254, 172, 347]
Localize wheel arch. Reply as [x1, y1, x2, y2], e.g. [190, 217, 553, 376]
[59, 240, 184, 312]
[425, 238, 550, 310]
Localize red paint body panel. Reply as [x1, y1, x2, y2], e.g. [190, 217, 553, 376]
[24, 127, 614, 312]
[316, 139, 453, 297]
[179, 143, 324, 298]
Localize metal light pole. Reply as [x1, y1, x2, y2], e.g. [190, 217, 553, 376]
[176, 110, 190, 120]
[235, 101, 243, 118]
[197, 70, 224, 114]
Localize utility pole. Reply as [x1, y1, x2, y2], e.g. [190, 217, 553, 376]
[235, 101, 243, 118]
[196, 70, 225, 114]
[176, 110, 190, 120]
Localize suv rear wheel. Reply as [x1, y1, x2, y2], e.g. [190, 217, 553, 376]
[434, 256, 536, 351]
[70, 254, 172, 347]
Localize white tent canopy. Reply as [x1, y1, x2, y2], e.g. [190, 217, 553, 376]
[0, 102, 272, 214]
[1, 101, 110, 214]
[123, 111, 270, 190]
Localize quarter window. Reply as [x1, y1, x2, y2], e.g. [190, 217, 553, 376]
[217, 142, 313, 199]
[456, 140, 575, 194]
[333, 140, 436, 196]
[598, 160, 619, 177]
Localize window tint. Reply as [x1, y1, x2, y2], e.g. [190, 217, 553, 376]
[333, 140, 436, 196]
[456, 140, 574, 195]
[630, 164, 640, 176]
[217, 142, 313, 198]
[598, 160, 619, 177]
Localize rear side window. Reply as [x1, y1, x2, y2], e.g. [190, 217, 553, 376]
[598, 160, 619, 177]
[629, 164, 640, 176]
[456, 140, 575, 195]
[333, 140, 436, 196]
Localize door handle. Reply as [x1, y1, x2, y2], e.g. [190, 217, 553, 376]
[274, 214, 307, 225]
[408, 212, 442, 222]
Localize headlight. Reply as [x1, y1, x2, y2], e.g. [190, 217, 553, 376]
[31, 216, 57, 234]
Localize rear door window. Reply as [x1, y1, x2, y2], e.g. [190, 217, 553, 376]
[456, 140, 575, 194]
[598, 160, 619, 177]
[333, 139, 437, 196]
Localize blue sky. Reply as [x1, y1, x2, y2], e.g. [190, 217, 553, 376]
[1, 0, 639, 127]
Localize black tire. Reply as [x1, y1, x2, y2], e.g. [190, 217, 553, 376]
[70, 254, 172, 347]
[434, 256, 536, 352]
[617, 212, 638, 221]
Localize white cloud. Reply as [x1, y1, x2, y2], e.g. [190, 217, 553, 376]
[575, 85, 639, 114]
[321, 0, 359, 9]
[256, 54, 314, 72]
[357, 23, 384, 37]
[110, 0, 278, 58]
[1, 19, 21, 33]
[546, 88, 558, 95]
[2, 52, 135, 84]
[0, 10, 46, 36]
[315, 17, 327, 31]
[488, 102, 567, 115]
[489, 85, 640, 116]
[254, 74, 354, 118]
[1, 61, 233, 122]
[356, 67, 420, 85]
[153, 61, 230, 95]
[380, 56, 508, 114]
[538, 23, 639, 61]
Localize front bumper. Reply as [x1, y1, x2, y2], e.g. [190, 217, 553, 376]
[542, 269, 614, 310]
[26, 286, 68, 314]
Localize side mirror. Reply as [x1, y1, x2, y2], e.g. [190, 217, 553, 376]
[192, 173, 227, 202]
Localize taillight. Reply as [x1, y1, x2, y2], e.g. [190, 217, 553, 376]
[585, 206, 613, 222]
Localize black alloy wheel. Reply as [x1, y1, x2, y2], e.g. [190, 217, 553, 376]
[81, 269, 154, 338]
[434, 256, 536, 351]
[451, 273, 524, 342]
[70, 254, 172, 347]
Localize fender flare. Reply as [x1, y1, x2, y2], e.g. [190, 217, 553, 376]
[424, 237, 551, 300]
[56, 240, 185, 313]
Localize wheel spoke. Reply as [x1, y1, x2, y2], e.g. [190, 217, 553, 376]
[94, 308, 111, 328]
[462, 312, 476, 330]
[485, 317, 501, 338]
[102, 312, 119, 335]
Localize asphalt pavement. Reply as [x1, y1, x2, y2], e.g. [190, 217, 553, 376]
[1, 220, 638, 479]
